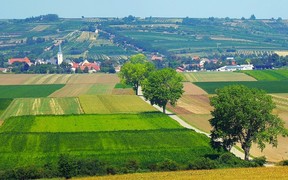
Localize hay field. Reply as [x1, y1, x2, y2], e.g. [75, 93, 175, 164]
[79, 95, 157, 114]
[66, 74, 119, 84]
[79, 167, 288, 180]
[23, 74, 73, 84]
[182, 72, 256, 82]
[183, 82, 207, 95]
[0, 97, 83, 120]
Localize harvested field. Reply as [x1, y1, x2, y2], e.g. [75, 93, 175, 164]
[182, 72, 256, 82]
[23, 74, 73, 84]
[79, 167, 288, 180]
[183, 82, 207, 95]
[167, 95, 212, 133]
[0, 74, 34, 85]
[175, 95, 212, 114]
[0, 97, 83, 120]
[79, 95, 157, 114]
[67, 74, 119, 84]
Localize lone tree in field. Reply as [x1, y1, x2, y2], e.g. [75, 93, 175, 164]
[142, 68, 184, 113]
[119, 54, 154, 95]
[210, 85, 287, 160]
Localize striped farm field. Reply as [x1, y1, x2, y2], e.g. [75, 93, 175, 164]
[79, 95, 157, 114]
[0, 84, 64, 98]
[66, 74, 119, 84]
[0, 97, 83, 120]
[0, 113, 182, 133]
[80, 167, 288, 180]
[244, 69, 288, 81]
[181, 71, 256, 82]
[23, 74, 73, 84]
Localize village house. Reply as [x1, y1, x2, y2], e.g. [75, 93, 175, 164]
[71, 60, 100, 73]
[8, 57, 32, 65]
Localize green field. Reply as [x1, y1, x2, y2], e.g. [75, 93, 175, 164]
[0, 113, 182, 133]
[0, 99, 12, 116]
[244, 70, 288, 81]
[194, 81, 288, 94]
[181, 72, 256, 82]
[0, 113, 217, 170]
[0, 84, 65, 98]
[79, 95, 157, 114]
[0, 97, 83, 120]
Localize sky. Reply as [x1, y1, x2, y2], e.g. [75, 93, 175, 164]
[1, 0, 288, 19]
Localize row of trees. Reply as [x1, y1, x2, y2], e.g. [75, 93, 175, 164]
[120, 55, 287, 161]
[119, 54, 184, 113]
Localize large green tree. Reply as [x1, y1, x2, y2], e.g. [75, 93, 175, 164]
[210, 85, 287, 160]
[142, 68, 184, 113]
[119, 54, 154, 95]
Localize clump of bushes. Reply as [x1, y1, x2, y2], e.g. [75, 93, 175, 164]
[0, 153, 266, 179]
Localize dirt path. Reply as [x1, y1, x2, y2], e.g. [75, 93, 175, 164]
[138, 87, 246, 160]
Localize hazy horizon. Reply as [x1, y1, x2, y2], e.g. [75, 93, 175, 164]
[1, 0, 288, 19]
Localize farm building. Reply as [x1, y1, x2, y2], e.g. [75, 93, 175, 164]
[217, 64, 254, 71]
[8, 57, 31, 65]
[71, 60, 100, 73]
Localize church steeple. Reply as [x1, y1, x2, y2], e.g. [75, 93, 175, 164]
[57, 43, 63, 65]
[59, 43, 62, 53]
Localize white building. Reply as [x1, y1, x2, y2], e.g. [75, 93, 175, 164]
[57, 44, 63, 65]
[217, 64, 254, 72]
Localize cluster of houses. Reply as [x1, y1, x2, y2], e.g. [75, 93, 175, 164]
[175, 56, 254, 72]
[1, 44, 102, 73]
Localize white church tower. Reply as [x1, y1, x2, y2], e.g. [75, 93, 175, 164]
[57, 44, 63, 65]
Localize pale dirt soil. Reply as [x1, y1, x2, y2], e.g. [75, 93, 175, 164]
[76, 167, 288, 180]
[183, 82, 208, 95]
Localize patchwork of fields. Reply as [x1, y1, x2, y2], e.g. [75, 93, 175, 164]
[0, 113, 217, 170]
[1, 70, 288, 172]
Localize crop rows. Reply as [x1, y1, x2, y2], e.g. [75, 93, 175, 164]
[244, 70, 288, 81]
[0, 97, 83, 120]
[194, 81, 288, 94]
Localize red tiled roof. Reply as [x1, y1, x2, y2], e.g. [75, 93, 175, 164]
[9, 57, 31, 64]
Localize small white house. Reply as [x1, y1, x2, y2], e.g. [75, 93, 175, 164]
[217, 64, 254, 72]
